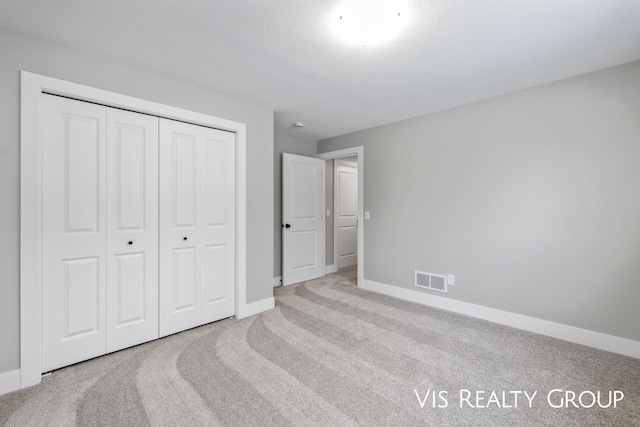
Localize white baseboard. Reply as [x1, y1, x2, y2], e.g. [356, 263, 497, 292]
[362, 279, 640, 359]
[0, 369, 21, 396]
[324, 264, 337, 274]
[273, 276, 282, 287]
[238, 297, 275, 319]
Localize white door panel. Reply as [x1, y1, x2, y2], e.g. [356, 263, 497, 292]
[205, 139, 229, 226]
[339, 171, 357, 216]
[174, 134, 198, 227]
[291, 162, 317, 218]
[339, 226, 357, 254]
[42, 95, 107, 372]
[106, 108, 159, 352]
[159, 120, 235, 336]
[282, 153, 324, 286]
[160, 120, 202, 336]
[63, 257, 101, 337]
[112, 253, 146, 322]
[290, 230, 318, 269]
[336, 161, 358, 268]
[173, 247, 199, 311]
[203, 244, 230, 314]
[201, 130, 235, 322]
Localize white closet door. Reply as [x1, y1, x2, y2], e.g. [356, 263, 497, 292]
[106, 109, 159, 352]
[42, 95, 108, 372]
[41, 95, 236, 369]
[159, 120, 201, 336]
[159, 119, 236, 337]
[201, 127, 236, 323]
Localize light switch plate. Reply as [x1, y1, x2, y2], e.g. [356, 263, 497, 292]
[326, 210, 331, 218]
[365, 211, 370, 220]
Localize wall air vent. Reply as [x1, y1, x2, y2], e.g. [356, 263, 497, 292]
[415, 271, 448, 293]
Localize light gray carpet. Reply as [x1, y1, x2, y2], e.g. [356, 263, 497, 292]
[1, 266, 639, 426]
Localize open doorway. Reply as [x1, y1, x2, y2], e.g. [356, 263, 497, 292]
[317, 147, 364, 288]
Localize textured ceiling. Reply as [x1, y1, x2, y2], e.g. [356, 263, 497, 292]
[1, 0, 640, 140]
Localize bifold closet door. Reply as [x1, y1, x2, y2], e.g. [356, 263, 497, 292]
[159, 119, 236, 337]
[42, 95, 160, 372]
[42, 95, 108, 372]
[105, 109, 159, 353]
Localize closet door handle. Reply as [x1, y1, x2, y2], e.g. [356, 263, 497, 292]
[183, 237, 188, 241]
[128, 241, 133, 245]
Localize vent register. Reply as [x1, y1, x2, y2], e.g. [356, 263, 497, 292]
[415, 271, 448, 293]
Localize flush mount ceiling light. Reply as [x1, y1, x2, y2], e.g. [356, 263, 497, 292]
[330, 0, 408, 47]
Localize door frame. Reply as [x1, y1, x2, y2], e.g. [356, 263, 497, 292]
[317, 147, 364, 288]
[20, 71, 248, 389]
[334, 158, 358, 270]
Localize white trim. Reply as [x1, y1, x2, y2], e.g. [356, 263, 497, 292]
[317, 147, 364, 288]
[335, 159, 357, 168]
[239, 297, 275, 319]
[0, 369, 21, 396]
[20, 71, 248, 390]
[362, 279, 640, 359]
[324, 264, 338, 275]
[273, 276, 282, 287]
[236, 119, 248, 321]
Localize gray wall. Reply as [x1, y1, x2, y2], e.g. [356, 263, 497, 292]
[319, 60, 640, 342]
[273, 130, 317, 279]
[0, 27, 274, 374]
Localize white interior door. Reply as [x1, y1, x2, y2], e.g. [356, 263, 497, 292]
[106, 109, 159, 352]
[42, 95, 108, 372]
[282, 153, 324, 286]
[159, 119, 235, 337]
[335, 160, 358, 268]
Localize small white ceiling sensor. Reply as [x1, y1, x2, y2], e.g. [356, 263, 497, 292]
[293, 122, 304, 128]
[330, 0, 409, 47]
